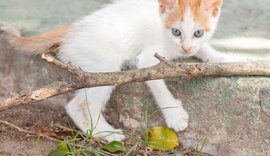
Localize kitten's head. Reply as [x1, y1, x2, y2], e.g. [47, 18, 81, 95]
[159, 0, 223, 57]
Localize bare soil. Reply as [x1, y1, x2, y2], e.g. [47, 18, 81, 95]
[0, 105, 70, 156]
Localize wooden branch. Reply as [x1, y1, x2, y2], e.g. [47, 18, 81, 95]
[0, 53, 270, 112]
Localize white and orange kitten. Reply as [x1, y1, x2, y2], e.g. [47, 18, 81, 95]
[7, 0, 234, 141]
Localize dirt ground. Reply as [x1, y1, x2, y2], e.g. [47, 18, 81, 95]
[0, 105, 69, 155]
[0, 0, 270, 156]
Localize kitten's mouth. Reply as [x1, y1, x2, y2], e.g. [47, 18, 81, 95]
[179, 47, 199, 57]
[180, 52, 195, 57]
[180, 50, 197, 57]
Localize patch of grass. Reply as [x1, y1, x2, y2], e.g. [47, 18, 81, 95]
[39, 104, 209, 156]
[193, 135, 208, 156]
[35, 134, 42, 156]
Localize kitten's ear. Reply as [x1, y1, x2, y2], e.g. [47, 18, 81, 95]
[201, 0, 223, 17]
[159, 0, 177, 14]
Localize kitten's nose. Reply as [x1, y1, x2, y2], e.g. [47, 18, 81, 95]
[182, 47, 192, 53]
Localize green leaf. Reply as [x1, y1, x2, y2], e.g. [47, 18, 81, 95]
[56, 141, 70, 152]
[48, 141, 70, 156]
[48, 150, 66, 156]
[147, 126, 179, 151]
[101, 141, 126, 153]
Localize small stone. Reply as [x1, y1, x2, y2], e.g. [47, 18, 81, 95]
[180, 135, 218, 156]
[119, 114, 141, 129]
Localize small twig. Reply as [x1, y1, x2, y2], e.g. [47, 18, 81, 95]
[55, 124, 75, 131]
[41, 54, 84, 77]
[55, 124, 86, 137]
[0, 119, 59, 142]
[154, 53, 168, 62]
[154, 53, 173, 65]
[0, 119, 35, 135]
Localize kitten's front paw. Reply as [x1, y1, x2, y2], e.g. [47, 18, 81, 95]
[163, 101, 189, 132]
[83, 123, 125, 142]
[101, 129, 125, 142]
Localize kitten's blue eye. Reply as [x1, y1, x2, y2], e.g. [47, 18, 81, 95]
[172, 28, 181, 37]
[194, 30, 204, 38]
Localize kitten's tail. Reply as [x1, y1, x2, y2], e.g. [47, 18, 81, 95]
[1, 25, 71, 55]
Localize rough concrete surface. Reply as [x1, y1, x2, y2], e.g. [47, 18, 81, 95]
[0, 0, 270, 155]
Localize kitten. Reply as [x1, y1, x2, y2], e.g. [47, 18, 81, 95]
[6, 0, 228, 142]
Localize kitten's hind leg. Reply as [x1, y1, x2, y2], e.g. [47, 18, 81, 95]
[65, 86, 125, 142]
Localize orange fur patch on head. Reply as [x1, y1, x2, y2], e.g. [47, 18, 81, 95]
[202, 0, 223, 17]
[178, 0, 211, 31]
[164, 0, 222, 31]
[165, 11, 178, 28]
[159, 0, 175, 14]
[188, 0, 211, 32]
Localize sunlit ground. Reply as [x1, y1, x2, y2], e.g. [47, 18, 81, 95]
[212, 37, 270, 50]
[210, 37, 270, 61]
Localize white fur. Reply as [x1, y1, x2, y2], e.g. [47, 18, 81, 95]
[58, 0, 226, 141]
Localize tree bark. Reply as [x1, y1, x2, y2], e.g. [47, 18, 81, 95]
[0, 54, 270, 112]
